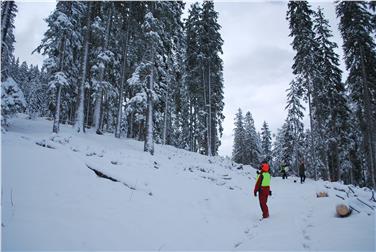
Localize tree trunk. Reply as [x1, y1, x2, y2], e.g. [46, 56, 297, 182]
[144, 66, 154, 155]
[207, 63, 212, 156]
[162, 89, 168, 145]
[129, 110, 134, 138]
[85, 88, 90, 127]
[94, 4, 113, 134]
[189, 101, 193, 151]
[360, 46, 376, 188]
[52, 86, 62, 133]
[115, 27, 129, 139]
[52, 37, 66, 133]
[202, 66, 208, 155]
[307, 87, 319, 180]
[75, 2, 92, 133]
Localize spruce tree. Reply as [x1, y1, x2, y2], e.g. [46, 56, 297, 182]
[243, 111, 261, 167]
[285, 79, 305, 175]
[337, 1, 376, 187]
[91, 2, 114, 134]
[1, 1, 17, 81]
[184, 3, 202, 152]
[34, 1, 82, 133]
[232, 108, 245, 164]
[261, 121, 272, 161]
[200, 1, 224, 156]
[75, 2, 93, 133]
[313, 7, 351, 182]
[287, 1, 319, 179]
[128, 4, 167, 155]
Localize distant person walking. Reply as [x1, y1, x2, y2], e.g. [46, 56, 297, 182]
[299, 160, 306, 183]
[280, 163, 288, 179]
[254, 160, 272, 219]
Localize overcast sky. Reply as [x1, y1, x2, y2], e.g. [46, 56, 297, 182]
[13, 1, 345, 157]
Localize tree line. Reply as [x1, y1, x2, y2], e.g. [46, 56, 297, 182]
[1, 1, 225, 156]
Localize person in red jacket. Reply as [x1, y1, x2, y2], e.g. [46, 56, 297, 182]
[254, 160, 272, 219]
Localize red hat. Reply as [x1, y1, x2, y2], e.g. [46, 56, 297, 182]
[261, 163, 270, 172]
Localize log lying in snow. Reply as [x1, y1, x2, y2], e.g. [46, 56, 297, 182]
[316, 191, 329, 197]
[336, 204, 351, 217]
[86, 164, 136, 190]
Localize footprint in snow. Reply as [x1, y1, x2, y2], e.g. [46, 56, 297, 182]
[303, 243, 310, 249]
[234, 241, 242, 248]
[111, 161, 122, 165]
[243, 227, 256, 240]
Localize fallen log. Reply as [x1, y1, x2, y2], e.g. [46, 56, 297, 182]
[317, 191, 329, 198]
[336, 204, 351, 217]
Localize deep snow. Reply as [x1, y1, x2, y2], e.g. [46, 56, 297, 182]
[2, 115, 375, 250]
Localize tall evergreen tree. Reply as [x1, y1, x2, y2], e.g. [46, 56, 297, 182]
[91, 2, 114, 134]
[287, 1, 319, 179]
[184, 2, 224, 156]
[200, 1, 224, 156]
[184, 2, 202, 153]
[285, 79, 305, 175]
[232, 108, 245, 164]
[243, 111, 261, 167]
[337, 1, 376, 187]
[128, 3, 168, 155]
[313, 7, 351, 182]
[1, 1, 17, 81]
[34, 1, 83, 133]
[272, 122, 290, 171]
[261, 121, 272, 161]
[75, 2, 93, 133]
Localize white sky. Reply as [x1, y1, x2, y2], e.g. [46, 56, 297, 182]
[13, 1, 345, 158]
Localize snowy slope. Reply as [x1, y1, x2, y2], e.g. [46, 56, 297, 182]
[2, 115, 375, 251]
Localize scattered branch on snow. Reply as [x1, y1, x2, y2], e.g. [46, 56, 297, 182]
[35, 140, 56, 149]
[349, 205, 360, 214]
[370, 190, 376, 202]
[86, 164, 137, 191]
[87, 165, 118, 182]
[10, 189, 14, 207]
[336, 194, 345, 200]
[334, 187, 346, 193]
[110, 161, 121, 165]
[356, 198, 375, 211]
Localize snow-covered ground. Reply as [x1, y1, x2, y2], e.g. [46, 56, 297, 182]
[2, 115, 375, 251]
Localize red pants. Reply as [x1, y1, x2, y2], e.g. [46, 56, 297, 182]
[258, 186, 270, 218]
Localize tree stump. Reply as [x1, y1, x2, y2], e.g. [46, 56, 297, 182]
[336, 204, 351, 217]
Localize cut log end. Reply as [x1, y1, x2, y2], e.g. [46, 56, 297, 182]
[336, 204, 351, 217]
[316, 191, 329, 198]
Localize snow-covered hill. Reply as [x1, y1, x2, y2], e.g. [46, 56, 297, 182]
[2, 115, 375, 250]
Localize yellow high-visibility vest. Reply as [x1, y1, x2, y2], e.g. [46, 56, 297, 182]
[256, 172, 271, 186]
